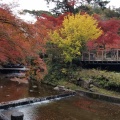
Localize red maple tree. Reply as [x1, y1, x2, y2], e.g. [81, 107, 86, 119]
[87, 14, 120, 50]
[37, 12, 70, 29]
[0, 5, 48, 80]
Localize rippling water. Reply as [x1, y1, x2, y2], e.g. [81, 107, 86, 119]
[0, 74, 59, 103]
[1, 96, 120, 120]
[0, 74, 120, 120]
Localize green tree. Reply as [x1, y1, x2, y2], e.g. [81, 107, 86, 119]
[104, 7, 120, 18]
[45, 0, 109, 15]
[22, 10, 52, 16]
[49, 13, 102, 62]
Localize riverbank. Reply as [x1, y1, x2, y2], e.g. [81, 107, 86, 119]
[42, 80, 120, 104]
[1, 68, 120, 103]
[43, 68, 120, 100]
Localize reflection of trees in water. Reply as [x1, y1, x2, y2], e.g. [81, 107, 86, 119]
[0, 74, 59, 103]
[28, 79, 41, 93]
[73, 98, 96, 112]
[0, 78, 28, 103]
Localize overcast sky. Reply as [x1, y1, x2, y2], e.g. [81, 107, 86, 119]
[0, 0, 120, 22]
[1, 0, 119, 10]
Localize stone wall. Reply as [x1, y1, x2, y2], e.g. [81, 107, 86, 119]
[76, 90, 120, 104]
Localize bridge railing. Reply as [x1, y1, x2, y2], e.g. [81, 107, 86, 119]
[81, 49, 120, 61]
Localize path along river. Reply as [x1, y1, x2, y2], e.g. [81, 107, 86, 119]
[0, 74, 120, 120]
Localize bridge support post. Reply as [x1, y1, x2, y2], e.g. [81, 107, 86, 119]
[88, 51, 90, 61]
[117, 49, 118, 61]
[11, 112, 24, 120]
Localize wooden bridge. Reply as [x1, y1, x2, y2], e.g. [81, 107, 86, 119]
[81, 49, 120, 65]
[0, 67, 29, 71]
[0, 49, 120, 72]
[0, 67, 29, 74]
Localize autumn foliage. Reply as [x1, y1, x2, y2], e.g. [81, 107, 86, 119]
[87, 14, 120, 50]
[0, 6, 48, 80]
[49, 13, 102, 62]
[1, 2, 120, 81]
[38, 12, 70, 30]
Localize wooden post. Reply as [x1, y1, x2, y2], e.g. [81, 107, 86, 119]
[89, 51, 90, 61]
[116, 49, 118, 61]
[104, 50, 107, 60]
[11, 112, 24, 120]
[102, 50, 104, 61]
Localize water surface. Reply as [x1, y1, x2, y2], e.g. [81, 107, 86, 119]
[0, 74, 59, 103]
[0, 74, 120, 120]
[1, 96, 120, 120]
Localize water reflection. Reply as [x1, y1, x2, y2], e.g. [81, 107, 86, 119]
[1, 96, 120, 120]
[1, 74, 120, 120]
[0, 74, 59, 103]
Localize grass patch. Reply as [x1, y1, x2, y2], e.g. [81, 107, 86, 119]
[57, 80, 83, 90]
[44, 63, 120, 98]
[57, 80, 120, 98]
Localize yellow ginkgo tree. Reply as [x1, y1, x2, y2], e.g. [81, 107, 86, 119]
[49, 13, 102, 62]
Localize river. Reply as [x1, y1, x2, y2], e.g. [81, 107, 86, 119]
[0, 74, 59, 103]
[0, 74, 120, 120]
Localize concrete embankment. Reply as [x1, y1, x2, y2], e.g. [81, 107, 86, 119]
[76, 90, 120, 104]
[0, 92, 76, 120]
[0, 92, 76, 110]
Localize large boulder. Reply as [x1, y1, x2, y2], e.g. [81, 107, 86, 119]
[54, 86, 65, 91]
[76, 78, 93, 89]
[54, 86, 75, 92]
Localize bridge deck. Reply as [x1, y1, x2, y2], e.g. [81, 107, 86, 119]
[0, 67, 29, 71]
[81, 60, 120, 65]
